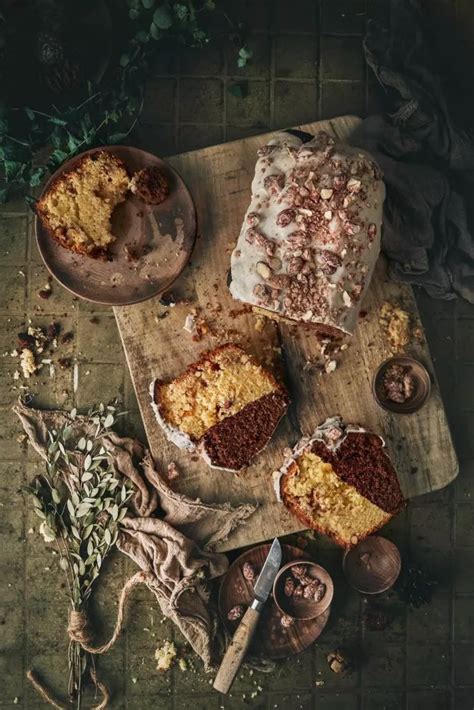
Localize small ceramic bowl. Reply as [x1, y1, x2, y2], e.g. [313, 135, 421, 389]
[342, 536, 401, 594]
[372, 356, 431, 415]
[273, 560, 334, 621]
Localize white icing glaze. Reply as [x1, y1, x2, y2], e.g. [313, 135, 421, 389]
[272, 416, 384, 502]
[230, 131, 385, 334]
[149, 379, 196, 451]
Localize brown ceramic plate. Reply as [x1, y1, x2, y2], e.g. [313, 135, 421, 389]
[35, 146, 196, 305]
[218, 543, 330, 659]
[372, 356, 431, 414]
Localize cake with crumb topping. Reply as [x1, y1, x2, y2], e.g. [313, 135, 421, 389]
[130, 166, 170, 205]
[150, 343, 289, 471]
[229, 131, 385, 336]
[36, 150, 130, 258]
[274, 416, 405, 547]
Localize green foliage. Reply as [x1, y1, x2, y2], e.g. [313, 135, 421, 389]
[24, 402, 133, 707]
[0, 1, 252, 203]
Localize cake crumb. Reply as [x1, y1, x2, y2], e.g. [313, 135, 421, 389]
[20, 348, 37, 378]
[166, 462, 179, 480]
[155, 640, 177, 672]
[379, 302, 411, 352]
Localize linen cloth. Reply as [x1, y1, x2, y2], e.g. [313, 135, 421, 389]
[352, 0, 474, 301]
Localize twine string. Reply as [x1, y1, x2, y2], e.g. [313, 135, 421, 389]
[27, 571, 147, 708]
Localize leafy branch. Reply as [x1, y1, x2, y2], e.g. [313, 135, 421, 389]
[25, 403, 133, 706]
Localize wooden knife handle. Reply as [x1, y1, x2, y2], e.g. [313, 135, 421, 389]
[213, 605, 260, 694]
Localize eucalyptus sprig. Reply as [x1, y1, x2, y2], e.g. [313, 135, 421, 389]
[25, 403, 134, 707]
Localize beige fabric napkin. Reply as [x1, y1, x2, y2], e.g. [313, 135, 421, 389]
[14, 401, 257, 670]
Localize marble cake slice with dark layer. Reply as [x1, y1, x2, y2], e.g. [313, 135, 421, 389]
[151, 343, 289, 472]
[274, 416, 405, 547]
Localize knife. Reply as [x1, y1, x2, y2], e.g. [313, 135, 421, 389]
[213, 538, 282, 694]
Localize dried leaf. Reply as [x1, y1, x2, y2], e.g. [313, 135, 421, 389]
[78, 438, 86, 451]
[84, 454, 92, 471]
[76, 503, 91, 518]
[71, 526, 81, 541]
[103, 413, 114, 428]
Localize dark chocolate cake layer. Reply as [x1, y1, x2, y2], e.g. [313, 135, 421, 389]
[200, 390, 289, 470]
[311, 432, 404, 514]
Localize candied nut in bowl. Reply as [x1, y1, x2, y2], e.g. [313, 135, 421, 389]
[372, 356, 431, 414]
[273, 560, 333, 621]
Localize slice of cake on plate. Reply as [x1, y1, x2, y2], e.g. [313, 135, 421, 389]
[273, 416, 405, 547]
[36, 150, 130, 259]
[150, 343, 290, 472]
[229, 131, 385, 337]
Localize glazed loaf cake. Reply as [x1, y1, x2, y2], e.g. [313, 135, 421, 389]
[273, 417, 405, 547]
[150, 344, 289, 472]
[230, 131, 385, 336]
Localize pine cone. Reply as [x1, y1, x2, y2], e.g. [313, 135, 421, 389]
[43, 57, 81, 94]
[36, 31, 64, 65]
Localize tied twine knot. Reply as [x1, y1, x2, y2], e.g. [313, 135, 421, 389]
[28, 571, 148, 708]
[67, 609, 94, 647]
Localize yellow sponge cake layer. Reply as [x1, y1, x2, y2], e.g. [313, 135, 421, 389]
[155, 344, 279, 441]
[36, 150, 130, 258]
[284, 452, 391, 547]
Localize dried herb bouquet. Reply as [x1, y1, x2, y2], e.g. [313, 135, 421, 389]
[25, 403, 134, 708]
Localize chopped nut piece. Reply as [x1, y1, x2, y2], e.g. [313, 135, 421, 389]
[327, 648, 353, 674]
[293, 584, 304, 599]
[284, 577, 295, 597]
[280, 614, 294, 628]
[268, 256, 282, 271]
[227, 605, 244, 621]
[256, 261, 271, 280]
[242, 562, 256, 582]
[291, 564, 306, 580]
[320, 188, 333, 200]
[347, 177, 362, 192]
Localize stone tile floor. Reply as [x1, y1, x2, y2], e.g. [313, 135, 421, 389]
[1, 0, 474, 708]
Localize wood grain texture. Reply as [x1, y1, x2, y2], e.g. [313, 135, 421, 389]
[218, 543, 330, 659]
[213, 605, 260, 694]
[114, 116, 458, 552]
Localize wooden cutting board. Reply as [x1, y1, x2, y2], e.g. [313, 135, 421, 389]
[114, 116, 458, 552]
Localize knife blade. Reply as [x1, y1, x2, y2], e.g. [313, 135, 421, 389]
[213, 538, 282, 694]
[252, 537, 282, 606]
